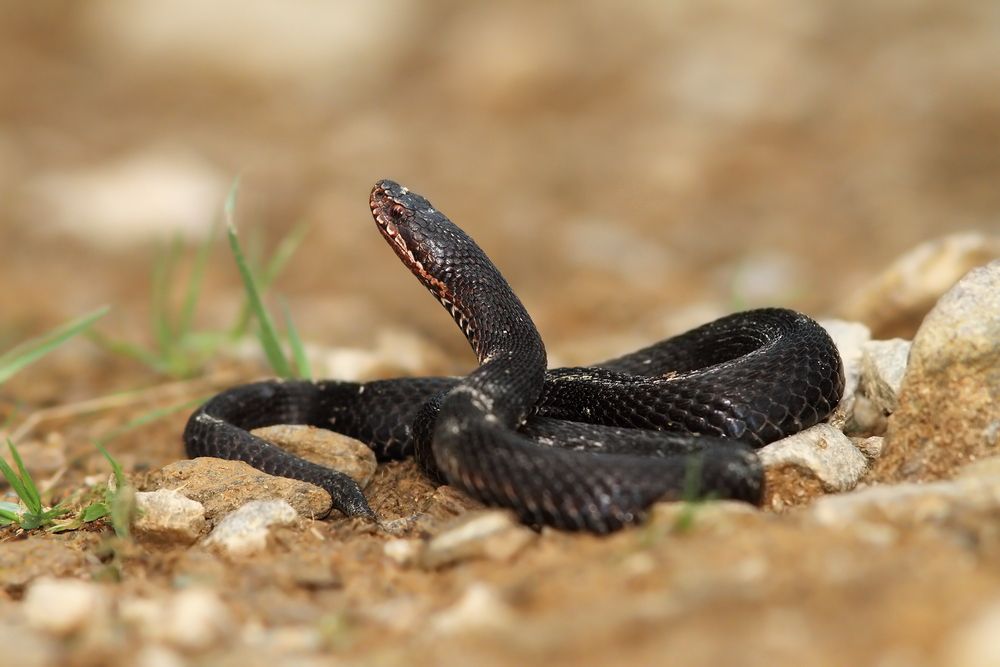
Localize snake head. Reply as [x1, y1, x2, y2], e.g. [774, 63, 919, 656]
[369, 179, 464, 302]
[371, 180, 428, 260]
[369, 179, 539, 362]
[370, 178, 478, 348]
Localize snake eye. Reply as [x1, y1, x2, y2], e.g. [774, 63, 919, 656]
[390, 204, 407, 220]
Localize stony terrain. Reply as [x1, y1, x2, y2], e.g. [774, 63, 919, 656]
[2, 3, 1000, 667]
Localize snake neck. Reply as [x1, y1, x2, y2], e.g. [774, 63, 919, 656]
[440, 248, 547, 426]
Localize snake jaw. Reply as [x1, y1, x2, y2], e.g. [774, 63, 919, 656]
[370, 179, 462, 321]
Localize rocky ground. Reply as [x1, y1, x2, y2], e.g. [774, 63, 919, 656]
[2, 237, 998, 667]
[2, 3, 1000, 667]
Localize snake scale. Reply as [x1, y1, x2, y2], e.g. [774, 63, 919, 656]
[184, 180, 844, 533]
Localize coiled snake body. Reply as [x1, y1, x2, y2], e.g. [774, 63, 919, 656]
[184, 180, 844, 533]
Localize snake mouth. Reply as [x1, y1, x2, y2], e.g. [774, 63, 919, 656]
[369, 179, 466, 335]
[370, 180, 420, 264]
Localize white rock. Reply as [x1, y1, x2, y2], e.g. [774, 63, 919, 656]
[383, 538, 423, 567]
[818, 319, 872, 417]
[758, 423, 868, 492]
[430, 584, 514, 635]
[133, 489, 207, 545]
[847, 338, 912, 435]
[859, 339, 911, 414]
[161, 588, 234, 652]
[203, 499, 299, 556]
[847, 395, 886, 437]
[24, 577, 110, 637]
[852, 436, 885, 460]
[421, 510, 536, 569]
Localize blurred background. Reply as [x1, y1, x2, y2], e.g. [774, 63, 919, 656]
[2, 0, 999, 373]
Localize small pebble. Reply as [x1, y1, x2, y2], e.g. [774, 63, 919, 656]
[203, 499, 299, 556]
[849, 338, 911, 435]
[818, 318, 872, 417]
[133, 489, 207, 545]
[758, 423, 868, 493]
[162, 588, 234, 652]
[24, 577, 110, 637]
[383, 538, 423, 567]
[430, 583, 514, 635]
[852, 436, 885, 460]
[421, 510, 536, 569]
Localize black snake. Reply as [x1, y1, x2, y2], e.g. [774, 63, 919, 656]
[184, 180, 844, 533]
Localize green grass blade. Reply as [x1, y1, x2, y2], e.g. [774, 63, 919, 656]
[109, 485, 134, 539]
[0, 441, 40, 514]
[224, 178, 292, 377]
[94, 442, 127, 489]
[0, 501, 20, 525]
[0, 306, 110, 386]
[0, 456, 26, 501]
[229, 221, 308, 340]
[282, 298, 311, 380]
[7, 440, 41, 513]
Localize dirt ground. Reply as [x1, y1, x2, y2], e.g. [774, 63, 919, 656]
[2, 3, 1000, 666]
